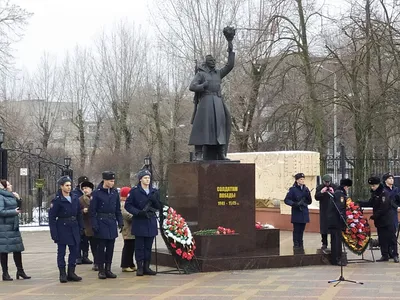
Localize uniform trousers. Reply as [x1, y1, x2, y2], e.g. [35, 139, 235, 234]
[330, 229, 342, 264]
[89, 237, 98, 264]
[292, 223, 306, 247]
[135, 236, 154, 262]
[377, 226, 398, 258]
[96, 239, 115, 265]
[57, 244, 78, 267]
[79, 234, 90, 255]
[121, 239, 136, 268]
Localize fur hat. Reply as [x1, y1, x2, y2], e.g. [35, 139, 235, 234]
[368, 177, 381, 185]
[120, 187, 131, 198]
[102, 171, 115, 180]
[80, 181, 94, 190]
[77, 176, 89, 185]
[138, 169, 151, 181]
[57, 176, 72, 186]
[382, 172, 394, 182]
[340, 178, 353, 187]
[294, 173, 305, 180]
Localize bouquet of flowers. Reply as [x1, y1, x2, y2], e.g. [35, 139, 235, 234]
[255, 222, 275, 229]
[193, 226, 237, 235]
[341, 198, 371, 255]
[161, 206, 196, 260]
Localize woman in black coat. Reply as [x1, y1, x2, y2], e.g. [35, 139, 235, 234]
[284, 173, 312, 251]
[0, 179, 30, 281]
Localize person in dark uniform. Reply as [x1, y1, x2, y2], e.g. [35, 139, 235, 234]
[125, 169, 161, 276]
[79, 181, 98, 271]
[327, 178, 352, 266]
[89, 171, 123, 279]
[382, 173, 400, 233]
[284, 173, 312, 252]
[72, 176, 92, 265]
[49, 176, 83, 283]
[315, 174, 337, 251]
[359, 176, 399, 263]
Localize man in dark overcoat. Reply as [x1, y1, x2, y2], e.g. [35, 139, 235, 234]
[315, 174, 337, 251]
[125, 169, 161, 276]
[327, 178, 352, 266]
[49, 176, 83, 283]
[359, 177, 399, 263]
[382, 173, 400, 232]
[71, 175, 91, 265]
[79, 181, 97, 270]
[188, 40, 235, 161]
[284, 173, 312, 252]
[89, 171, 123, 279]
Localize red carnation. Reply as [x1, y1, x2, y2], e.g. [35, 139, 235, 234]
[351, 234, 356, 239]
[357, 234, 365, 240]
[176, 249, 182, 256]
[346, 211, 352, 216]
[351, 227, 358, 233]
[171, 242, 176, 248]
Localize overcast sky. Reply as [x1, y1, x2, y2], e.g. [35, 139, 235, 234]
[10, 0, 347, 72]
[12, 0, 151, 71]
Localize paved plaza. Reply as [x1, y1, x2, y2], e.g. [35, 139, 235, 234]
[0, 229, 399, 299]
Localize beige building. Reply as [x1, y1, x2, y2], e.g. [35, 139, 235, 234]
[2, 99, 105, 163]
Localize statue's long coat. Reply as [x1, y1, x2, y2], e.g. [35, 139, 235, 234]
[188, 52, 235, 146]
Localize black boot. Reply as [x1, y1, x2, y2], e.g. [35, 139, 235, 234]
[217, 145, 230, 161]
[59, 267, 67, 283]
[105, 263, 117, 278]
[92, 264, 99, 271]
[143, 261, 156, 275]
[193, 145, 203, 161]
[76, 257, 82, 265]
[98, 264, 106, 279]
[2, 270, 12, 281]
[16, 269, 31, 280]
[67, 265, 82, 281]
[136, 261, 144, 276]
[82, 252, 93, 264]
[377, 256, 389, 262]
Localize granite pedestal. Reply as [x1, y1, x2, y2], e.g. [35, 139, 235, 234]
[154, 162, 329, 272]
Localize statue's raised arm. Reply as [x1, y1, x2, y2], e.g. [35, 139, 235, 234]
[220, 27, 236, 79]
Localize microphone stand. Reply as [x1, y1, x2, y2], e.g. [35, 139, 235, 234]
[326, 191, 364, 287]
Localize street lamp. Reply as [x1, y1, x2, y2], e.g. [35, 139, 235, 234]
[0, 128, 4, 148]
[144, 156, 151, 169]
[35, 147, 42, 156]
[64, 157, 71, 169]
[318, 64, 338, 181]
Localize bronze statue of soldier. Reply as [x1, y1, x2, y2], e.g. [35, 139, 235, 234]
[189, 26, 236, 161]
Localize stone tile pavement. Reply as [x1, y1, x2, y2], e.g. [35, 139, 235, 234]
[0, 230, 399, 299]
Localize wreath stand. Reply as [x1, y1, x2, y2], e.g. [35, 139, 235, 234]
[153, 210, 200, 275]
[154, 236, 183, 274]
[345, 237, 375, 264]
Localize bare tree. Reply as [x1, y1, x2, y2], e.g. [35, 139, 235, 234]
[0, 0, 32, 74]
[64, 46, 93, 170]
[94, 21, 147, 152]
[29, 53, 66, 150]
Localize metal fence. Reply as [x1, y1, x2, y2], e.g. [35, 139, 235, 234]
[322, 155, 400, 201]
[6, 150, 62, 226]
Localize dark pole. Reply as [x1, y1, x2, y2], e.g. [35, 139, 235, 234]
[1, 149, 8, 180]
[28, 148, 33, 196]
[38, 161, 42, 225]
[340, 144, 346, 179]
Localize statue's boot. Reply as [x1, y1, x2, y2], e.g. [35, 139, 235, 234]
[193, 145, 203, 161]
[217, 145, 230, 160]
